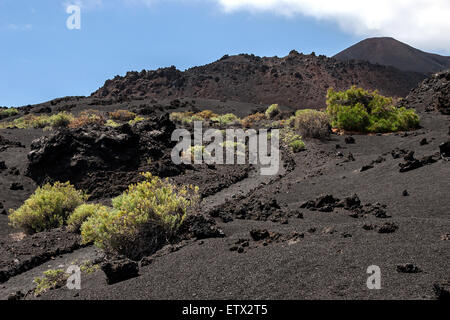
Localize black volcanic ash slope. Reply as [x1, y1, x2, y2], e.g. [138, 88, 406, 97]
[91, 51, 425, 109]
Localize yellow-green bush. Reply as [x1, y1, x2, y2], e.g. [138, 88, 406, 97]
[128, 116, 146, 125]
[169, 111, 194, 125]
[326, 87, 420, 133]
[49, 112, 74, 128]
[80, 173, 199, 253]
[289, 139, 306, 153]
[265, 104, 280, 119]
[281, 128, 305, 153]
[106, 119, 120, 127]
[9, 182, 88, 234]
[67, 203, 106, 233]
[294, 109, 331, 139]
[182, 145, 211, 162]
[195, 110, 218, 119]
[0, 112, 74, 130]
[211, 113, 240, 126]
[69, 112, 105, 128]
[34, 269, 69, 296]
[108, 109, 136, 121]
[1, 108, 19, 118]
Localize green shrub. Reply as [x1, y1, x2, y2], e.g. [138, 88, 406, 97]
[34, 269, 69, 296]
[294, 109, 331, 139]
[169, 112, 194, 125]
[265, 104, 280, 119]
[106, 119, 120, 127]
[49, 112, 74, 128]
[195, 110, 218, 119]
[109, 110, 136, 121]
[211, 113, 240, 126]
[1, 108, 19, 118]
[80, 173, 199, 255]
[182, 145, 210, 162]
[335, 103, 370, 132]
[289, 139, 306, 153]
[128, 116, 146, 125]
[281, 128, 305, 153]
[67, 203, 106, 233]
[69, 112, 105, 128]
[9, 182, 88, 234]
[1, 112, 75, 130]
[326, 87, 420, 133]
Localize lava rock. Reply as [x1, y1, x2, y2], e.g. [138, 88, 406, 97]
[396, 263, 422, 273]
[402, 190, 409, 196]
[0, 161, 6, 170]
[420, 138, 428, 145]
[347, 152, 355, 161]
[101, 258, 139, 285]
[433, 280, 450, 300]
[178, 214, 225, 240]
[10, 182, 23, 190]
[139, 257, 153, 267]
[378, 222, 399, 234]
[250, 229, 270, 241]
[342, 194, 362, 210]
[360, 164, 374, 172]
[7, 291, 24, 301]
[440, 141, 450, 158]
[26, 116, 182, 199]
[345, 136, 355, 144]
[399, 152, 438, 172]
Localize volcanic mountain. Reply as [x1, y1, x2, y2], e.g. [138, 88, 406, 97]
[91, 51, 425, 109]
[334, 37, 450, 75]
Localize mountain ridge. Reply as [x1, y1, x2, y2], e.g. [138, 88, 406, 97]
[334, 37, 450, 74]
[91, 51, 425, 109]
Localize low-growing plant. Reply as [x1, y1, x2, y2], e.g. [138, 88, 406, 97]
[128, 115, 146, 125]
[1, 112, 74, 130]
[289, 139, 306, 153]
[281, 128, 305, 153]
[9, 182, 88, 234]
[326, 87, 420, 133]
[211, 113, 241, 126]
[69, 113, 105, 128]
[195, 110, 218, 120]
[1, 108, 19, 118]
[241, 112, 265, 128]
[169, 112, 194, 125]
[49, 112, 74, 128]
[106, 119, 120, 127]
[34, 269, 69, 296]
[67, 203, 106, 233]
[294, 109, 331, 139]
[80, 173, 199, 257]
[182, 145, 211, 162]
[80, 260, 100, 275]
[108, 109, 136, 121]
[265, 104, 280, 120]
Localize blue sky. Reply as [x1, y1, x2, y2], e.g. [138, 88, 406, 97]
[1, 0, 449, 107]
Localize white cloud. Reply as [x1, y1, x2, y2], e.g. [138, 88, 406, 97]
[213, 0, 450, 53]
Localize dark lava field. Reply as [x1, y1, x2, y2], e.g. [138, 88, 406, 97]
[0, 53, 449, 301]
